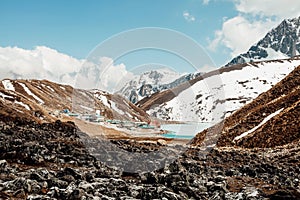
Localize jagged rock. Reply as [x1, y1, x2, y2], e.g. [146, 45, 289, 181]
[0, 160, 7, 169]
[227, 16, 300, 66]
[157, 139, 167, 146]
[162, 190, 183, 200]
[78, 181, 95, 194]
[27, 194, 51, 200]
[67, 188, 84, 200]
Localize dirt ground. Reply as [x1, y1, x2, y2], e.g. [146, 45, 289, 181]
[71, 118, 189, 145]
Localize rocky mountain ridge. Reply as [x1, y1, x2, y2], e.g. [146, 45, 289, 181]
[226, 16, 300, 66]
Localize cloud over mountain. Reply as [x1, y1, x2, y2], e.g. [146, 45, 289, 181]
[208, 0, 300, 62]
[0, 46, 132, 92]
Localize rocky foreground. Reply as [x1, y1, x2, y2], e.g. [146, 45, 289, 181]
[1, 115, 300, 200]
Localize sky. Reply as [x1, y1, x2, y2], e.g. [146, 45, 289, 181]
[0, 0, 235, 67]
[1, 0, 300, 90]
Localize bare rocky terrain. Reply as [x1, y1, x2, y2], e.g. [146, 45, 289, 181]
[1, 112, 300, 199]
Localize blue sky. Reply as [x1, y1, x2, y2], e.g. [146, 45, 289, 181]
[1, 0, 300, 73]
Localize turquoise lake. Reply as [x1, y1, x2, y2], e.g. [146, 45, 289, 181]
[161, 122, 212, 139]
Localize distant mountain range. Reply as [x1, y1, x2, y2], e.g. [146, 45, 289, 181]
[1, 16, 300, 126]
[226, 16, 300, 66]
[118, 69, 202, 103]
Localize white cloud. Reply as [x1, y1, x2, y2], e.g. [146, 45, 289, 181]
[209, 16, 276, 56]
[235, 0, 300, 19]
[0, 46, 83, 84]
[207, 30, 223, 52]
[202, 0, 210, 5]
[97, 57, 134, 92]
[183, 11, 196, 22]
[208, 0, 300, 59]
[0, 46, 133, 92]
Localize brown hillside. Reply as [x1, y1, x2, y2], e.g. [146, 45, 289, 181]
[0, 79, 150, 123]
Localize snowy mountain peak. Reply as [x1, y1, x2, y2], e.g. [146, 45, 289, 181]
[118, 68, 202, 104]
[118, 68, 181, 104]
[226, 16, 300, 66]
[138, 68, 180, 85]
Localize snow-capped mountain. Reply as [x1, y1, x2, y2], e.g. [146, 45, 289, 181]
[139, 58, 300, 122]
[118, 68, 202, 103]
[226, 16, 300, 66]
[191, 62, 300, 148]
[0, 79, 149, 122]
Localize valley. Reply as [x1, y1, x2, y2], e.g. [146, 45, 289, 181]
[1, 59, 300, 199]
[1, 15, 300, 200]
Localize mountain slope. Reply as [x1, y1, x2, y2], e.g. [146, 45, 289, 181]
[191, 64, 300, 148]
[0, 79, 149, 123]
[226, 16, 300, 66]
[139, 58, 300, 122]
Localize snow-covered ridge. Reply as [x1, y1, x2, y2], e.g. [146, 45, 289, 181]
[0, 92, 14, 100]
[145, 58, 300, 123]
[191, 62, 300, 148]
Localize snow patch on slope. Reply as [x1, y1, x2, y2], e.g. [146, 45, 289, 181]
[46, 85, 55, 92]
[264, 48, 289, 60]
[96, 95, 110, 108]
[110, 101, 125, 115]
[2, 80, 15, 91]
[19, 82, 44, 104]
[15, 101, 30, 110]
[233, 108, 284, 141]
[80, 105, 94, 112]
[0, 92, 14, 100]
